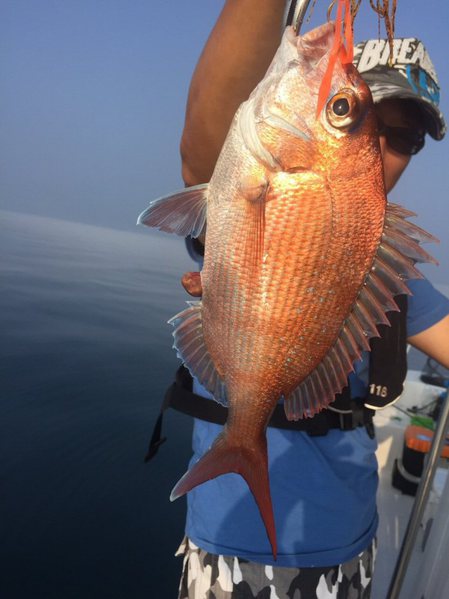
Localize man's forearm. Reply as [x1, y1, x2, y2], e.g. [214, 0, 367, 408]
[180, 0, 286, 186]
[408, 314, 449, 370]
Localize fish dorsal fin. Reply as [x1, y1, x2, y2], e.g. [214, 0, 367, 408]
[168, 301, 228, 406]
[284, 202, 437, 420]
[137, 184, 208, 238]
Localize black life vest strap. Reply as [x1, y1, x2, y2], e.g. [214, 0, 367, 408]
[145, 366, 374, 462]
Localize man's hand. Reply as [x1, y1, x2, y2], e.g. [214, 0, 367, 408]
[182, 271, 203, 297]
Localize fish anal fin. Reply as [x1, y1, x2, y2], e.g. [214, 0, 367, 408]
[168, 301, 227, 406]
[170, 431, 277, 560]
[137, 184, 208, 238]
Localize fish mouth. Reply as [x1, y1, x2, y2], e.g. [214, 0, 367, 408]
[295, 21, 335, 67]
[300, 20, 334, 44]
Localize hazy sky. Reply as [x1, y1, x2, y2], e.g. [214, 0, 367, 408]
[1, 1, 448, 283]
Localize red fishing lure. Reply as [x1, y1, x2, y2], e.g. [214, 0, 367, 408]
[317, 0, 354, 116]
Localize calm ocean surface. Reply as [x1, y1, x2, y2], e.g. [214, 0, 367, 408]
[2, 210, 446, 599]
[1, 211, 197, 598]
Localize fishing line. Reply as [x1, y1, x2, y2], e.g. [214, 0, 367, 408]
[369, 0, 397, 65]
[287, 0, 397, 58]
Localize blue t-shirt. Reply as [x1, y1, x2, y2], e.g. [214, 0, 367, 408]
[182, 243, 449, 566]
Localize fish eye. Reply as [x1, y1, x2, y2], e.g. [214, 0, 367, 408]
[333, 98, 349, 116]
[326, 89, 360, 129]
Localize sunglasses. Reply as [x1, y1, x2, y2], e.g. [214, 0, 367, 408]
[377, 121, 425, 156]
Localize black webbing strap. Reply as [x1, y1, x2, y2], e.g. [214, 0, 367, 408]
[145, 366, 374, 461]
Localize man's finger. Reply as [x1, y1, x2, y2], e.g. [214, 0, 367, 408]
[181, 271, 203, 297]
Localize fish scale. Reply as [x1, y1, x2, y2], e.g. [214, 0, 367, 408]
[137, 20, 438, 559]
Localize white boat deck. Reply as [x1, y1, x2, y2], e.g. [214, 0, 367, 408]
[372, 370, 448, 598]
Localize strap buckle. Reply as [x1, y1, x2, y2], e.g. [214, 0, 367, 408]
[329, 403, 370, 431]
[333, 405, 375, 438]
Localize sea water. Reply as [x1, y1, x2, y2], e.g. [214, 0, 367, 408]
[1, 211, 195, 598]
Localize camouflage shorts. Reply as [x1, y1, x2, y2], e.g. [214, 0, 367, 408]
[176, 537, 376, 599]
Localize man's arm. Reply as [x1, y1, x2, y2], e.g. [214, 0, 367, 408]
[180, 0, 286, 187]
[408, 314, 449, 370]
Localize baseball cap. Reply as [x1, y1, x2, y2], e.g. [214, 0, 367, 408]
[353, 38, 446, 140]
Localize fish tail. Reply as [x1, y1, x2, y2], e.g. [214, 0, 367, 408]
[170, 430, 277, 559]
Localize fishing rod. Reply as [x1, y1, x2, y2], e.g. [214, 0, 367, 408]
[387, 385, 449, 599]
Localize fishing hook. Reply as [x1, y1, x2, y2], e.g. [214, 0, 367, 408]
[327, 0, 337, 22]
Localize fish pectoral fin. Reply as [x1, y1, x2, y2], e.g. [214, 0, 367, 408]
[137, 183, 208, 238]
[168, 301, 228, 406]
[170, 431, 277, 560]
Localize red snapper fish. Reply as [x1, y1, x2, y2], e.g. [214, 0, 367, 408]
[138, 21, 436, 558]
